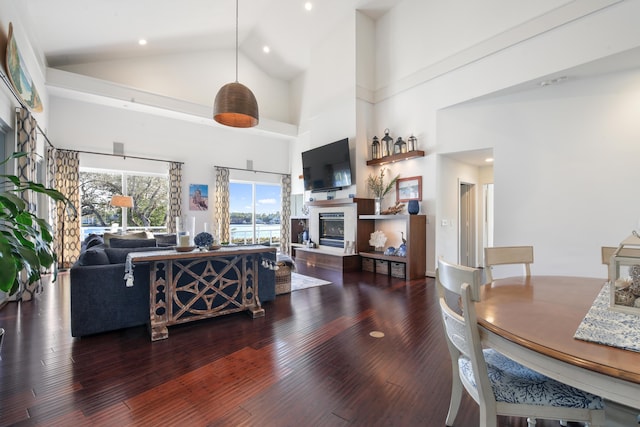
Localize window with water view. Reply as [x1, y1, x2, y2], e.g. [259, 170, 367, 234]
[229, 181, 281, 246]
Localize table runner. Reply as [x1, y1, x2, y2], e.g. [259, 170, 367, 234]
[574, 282, 640, 352]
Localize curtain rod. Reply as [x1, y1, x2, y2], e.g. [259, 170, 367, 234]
[215, 165, 287, 177]
[1, 70, 55, 149]
[66, 149, 184, 165]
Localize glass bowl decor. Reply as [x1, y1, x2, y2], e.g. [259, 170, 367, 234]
[608, 234, 640, 316]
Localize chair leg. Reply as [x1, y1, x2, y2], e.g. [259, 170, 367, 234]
[445, 371, 463, 426]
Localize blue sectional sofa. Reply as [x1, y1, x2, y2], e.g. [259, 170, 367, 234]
[70, 235, 276, 337]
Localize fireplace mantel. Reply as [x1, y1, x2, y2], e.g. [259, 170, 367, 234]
[294, 198, 375, 272]
[306, 198, 373, 208]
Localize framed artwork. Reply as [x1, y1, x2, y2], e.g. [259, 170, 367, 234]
[5, 23, 43, 112]
[189, 184, 209, 211]
[396, 176, 422, 202]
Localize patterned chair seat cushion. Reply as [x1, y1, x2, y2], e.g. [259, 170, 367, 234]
[459, 349, 604, 410]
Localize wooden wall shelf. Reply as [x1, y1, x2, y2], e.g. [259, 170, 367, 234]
[366, 150, 425, 166]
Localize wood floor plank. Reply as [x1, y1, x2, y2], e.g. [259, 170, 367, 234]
[0, 270, 578, 427]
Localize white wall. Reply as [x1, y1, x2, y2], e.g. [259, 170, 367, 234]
[59, 49, 292, 124]
[374, 0, 640, 276]
[440, 67, 640, 278]
[291, 12, 358, 202]
[49, 96, 291, 232]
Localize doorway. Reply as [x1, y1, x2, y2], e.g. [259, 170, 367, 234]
[459, 182, 476, 267]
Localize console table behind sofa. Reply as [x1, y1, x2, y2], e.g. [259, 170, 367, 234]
[128, 245, 277, 341]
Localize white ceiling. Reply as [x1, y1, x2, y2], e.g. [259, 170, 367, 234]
[24, 0, 403, 81]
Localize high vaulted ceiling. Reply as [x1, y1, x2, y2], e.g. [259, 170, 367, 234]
[23, 0, 403, 82]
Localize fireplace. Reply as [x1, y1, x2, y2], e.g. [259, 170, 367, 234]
[318, 212, 344, 248]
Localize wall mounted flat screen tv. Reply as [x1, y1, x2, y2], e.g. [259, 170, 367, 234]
[302, 138, 353, 192]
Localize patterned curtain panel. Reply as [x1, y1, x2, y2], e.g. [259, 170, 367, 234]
[168, 162, 182, 233]
[280, 175, 291, 255]
[215, 167, 230, 243]
[53, 150, 81, 269]
[15, 108, 39, 300]
[15, 108, 37, 212]
[46, 147, 58, 231]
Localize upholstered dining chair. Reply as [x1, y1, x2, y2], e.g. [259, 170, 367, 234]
[484, 246, 534, 282]
[436, 258, 605, 427]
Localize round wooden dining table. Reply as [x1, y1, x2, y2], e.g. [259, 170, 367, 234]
[475, 275, 640, 411]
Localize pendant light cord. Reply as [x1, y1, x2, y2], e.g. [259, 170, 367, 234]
[235, 0, 239, 82]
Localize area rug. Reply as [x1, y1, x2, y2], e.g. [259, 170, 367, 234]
[291, 272, 331, 292]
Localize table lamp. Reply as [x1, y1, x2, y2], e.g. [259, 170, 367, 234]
[110, 195, 134, 233]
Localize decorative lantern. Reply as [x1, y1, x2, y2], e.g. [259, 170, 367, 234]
[371, 136, 380, 160]
[381, 129, 393, 157]
[394, 136, 407, 154]
[407, 134, 417, 151]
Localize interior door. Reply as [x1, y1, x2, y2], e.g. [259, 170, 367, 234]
[459, 182, 476, 267]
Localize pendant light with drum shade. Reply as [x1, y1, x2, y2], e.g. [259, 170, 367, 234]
[213, 0, 259, 128]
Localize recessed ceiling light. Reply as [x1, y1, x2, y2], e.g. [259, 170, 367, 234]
[263, 46, 270, 54]
[138, 39, 147, 46]
[305, 2, 313, 11]
[485, 157, 494, 163]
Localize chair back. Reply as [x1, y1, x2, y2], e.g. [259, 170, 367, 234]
[601, 245, 640, 281]
[484, 246, 533, 282]
[436, 258, 493, 408]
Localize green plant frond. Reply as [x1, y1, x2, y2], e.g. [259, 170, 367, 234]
[34, 217, 54, 243]
[0, 237, 18, 292]
[0, 152, 28, 167]
[16, 211, 34, 227]
[1, 192, 26, 214]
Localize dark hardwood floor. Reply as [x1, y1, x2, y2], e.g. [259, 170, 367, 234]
[0, 267, 576, 426]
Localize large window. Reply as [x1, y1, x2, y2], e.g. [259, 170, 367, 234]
[80, 168, 169, 238]
[229, 181, 281, 246]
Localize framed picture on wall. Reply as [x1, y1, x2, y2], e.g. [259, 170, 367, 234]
[189, 184, 209, 211]
[396, 176, 422, 202]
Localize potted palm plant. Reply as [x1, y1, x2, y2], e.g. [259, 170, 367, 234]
[0, 152, 71, 295]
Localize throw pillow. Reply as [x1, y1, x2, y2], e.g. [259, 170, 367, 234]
[110, 238, 157, 248]
[103, 231, 150, 247]
[78, 249, 110, 266]
[85, 235, 104, 249]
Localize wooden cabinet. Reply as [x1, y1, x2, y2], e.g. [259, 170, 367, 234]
[358, 214, 426, 280]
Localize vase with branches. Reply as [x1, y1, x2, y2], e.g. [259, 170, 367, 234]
[366, 168, 399, 214]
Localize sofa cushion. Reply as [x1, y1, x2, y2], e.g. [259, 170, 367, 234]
[104, 246, 164, 264]
[103, 231, 153, 247]
[78, 249, 110, 266]
[110, 238, 157, 248]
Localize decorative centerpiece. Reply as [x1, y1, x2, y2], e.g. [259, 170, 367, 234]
[609, 233, 640, 316]
[369, 230, 387, 252]
[367, 168, 399, 215]
[194, 232, 220, 250]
